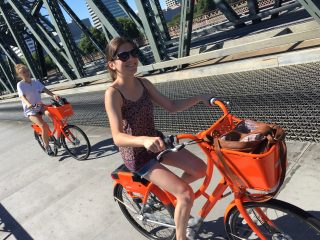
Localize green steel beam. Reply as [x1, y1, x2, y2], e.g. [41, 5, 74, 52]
[34, 38, 47, 78]
[86, 0, 125, 38]
[58, 0, 105, 57]
[271, 0, 282, 19]
[0, 68, 12, 93]
[42, 0, 85, 78]
[0, 37, 21, 64]
[0, 4, 42, 80]
[87, 0, 148, 64]
[117, 0, 144, 31]
[213, 0, 246, 28]
[178, 0, 194, 60]
[0, 55, 15, 92]
[6, 0, 77, 80]
[247, 0, 261, 23]
[137, 28, 320, 72]
[297, 0, 320, 25]
[134, 0, 168, 62]
[30, 0, 43, 15]
[149, 0, 171, 41]
[35, 19, 69, 61]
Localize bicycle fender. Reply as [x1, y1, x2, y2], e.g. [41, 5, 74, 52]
[224, 200, 236, 224]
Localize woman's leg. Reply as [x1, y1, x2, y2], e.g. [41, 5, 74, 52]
[145, 163, 194, 240]
[162, 149, 207, 184]
[29, 114, 50, 148]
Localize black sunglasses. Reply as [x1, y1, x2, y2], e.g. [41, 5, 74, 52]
[113, 48, 139, 62]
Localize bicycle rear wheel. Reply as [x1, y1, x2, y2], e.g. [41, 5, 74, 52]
[114, 184, 176, 240]
[34, 131, 58, 156]
[61, 125, 91, 160]
[225, 199, 320, 240]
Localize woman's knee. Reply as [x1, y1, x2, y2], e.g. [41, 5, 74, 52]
[176, 184, 194, 206]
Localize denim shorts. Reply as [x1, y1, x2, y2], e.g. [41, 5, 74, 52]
[134, 158, 158, 178]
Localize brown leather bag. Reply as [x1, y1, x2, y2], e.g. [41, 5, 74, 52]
[206, 119, 285, 154]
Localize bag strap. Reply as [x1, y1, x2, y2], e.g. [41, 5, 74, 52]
[214, 138, 247, 192]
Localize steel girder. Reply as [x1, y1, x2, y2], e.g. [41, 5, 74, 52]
[271, 0, 282, 18]
[297, 0, 320, 25]
[6, 0, 77, 80]
[86, 0, 126, 38]
[42, 0, 85, 79]
[134, 0, 168, 62]
[58, 0, 105, 57]
[247, 0, 261, 23]
[213, 0, 246, 28]
[0, 38, 21, 65]
[0, 55, 15, 92]
[117, 0, 144, 31]
[149, 0, 171, 42]
[178, 0, 195, 59]
[0, 4, 42, 80]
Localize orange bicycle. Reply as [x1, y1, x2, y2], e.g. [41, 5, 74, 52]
[31, 98, 91, 160]
[111, 99, 320, 239]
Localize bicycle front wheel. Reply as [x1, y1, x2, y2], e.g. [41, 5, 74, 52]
[225, 199, 320, 240]
[61, 125, 91, 160]
[114, 184, 176, 240]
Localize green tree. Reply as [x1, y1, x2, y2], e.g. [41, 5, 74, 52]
[79, 28, 106, 58]
[195, 0, 216, 17]
[117, 17, 142, 40]
[168, 13, 181, 28]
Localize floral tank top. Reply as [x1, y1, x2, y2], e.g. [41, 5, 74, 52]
[111, 79, 161, 171]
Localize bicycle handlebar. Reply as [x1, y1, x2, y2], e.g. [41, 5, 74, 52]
[156, 98, 230, 160]
[156, 137, 201, 161]
[209, 98, 230, 116]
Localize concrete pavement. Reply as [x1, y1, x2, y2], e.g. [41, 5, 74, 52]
[0, 120, 319, 240]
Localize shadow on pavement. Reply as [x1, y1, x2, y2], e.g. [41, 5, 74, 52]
[58, 137, 118, 161]
[0, 203, 33, 240]
[195, 211, 320, 239]
[196, 217, 227, 239]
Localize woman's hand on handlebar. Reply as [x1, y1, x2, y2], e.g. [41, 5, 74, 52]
[52, 94, 60, 100]
[27, 103, 43, 109]
[143, 136, 165, 153]
[197, 94, 214, 107]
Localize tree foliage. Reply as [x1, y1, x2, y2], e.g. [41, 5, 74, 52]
[79, 28, 106, 56]
[194, 0, 216, 17]
[117, 17, 142, 40]
[168, 13, 181, 28]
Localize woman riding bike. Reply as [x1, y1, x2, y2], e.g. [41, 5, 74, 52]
[104, 37, 212, 240]
[16, 64, 61, 156]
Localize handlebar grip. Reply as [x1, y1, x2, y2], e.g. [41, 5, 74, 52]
[209, 98, 230, 116]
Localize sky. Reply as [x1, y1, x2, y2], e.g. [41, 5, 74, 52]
[64, 0, 167, 23]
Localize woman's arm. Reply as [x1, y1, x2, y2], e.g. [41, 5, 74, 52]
[105, 87, 164, 152]
[20, 95, 32, 108]
[43, 87, 59, 99]
[141, 78, 211, 113]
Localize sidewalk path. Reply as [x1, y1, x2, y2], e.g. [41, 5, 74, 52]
[0, 120, 319, 239]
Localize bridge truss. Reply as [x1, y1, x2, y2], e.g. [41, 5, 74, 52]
[0, 0, 319, 94]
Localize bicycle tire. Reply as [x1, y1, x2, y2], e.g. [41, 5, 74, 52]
[34, 131, 58, 156]
[225, 198, 320, 240]
[61, 125, 91, 160]
[114, 184, 176, 240]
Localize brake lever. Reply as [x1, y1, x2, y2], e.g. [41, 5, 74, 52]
[156, 143, 186, 161]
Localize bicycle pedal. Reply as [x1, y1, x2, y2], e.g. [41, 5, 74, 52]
[186, 227, 196, 240]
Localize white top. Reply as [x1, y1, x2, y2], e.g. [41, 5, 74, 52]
[17, 78, 45, 117]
